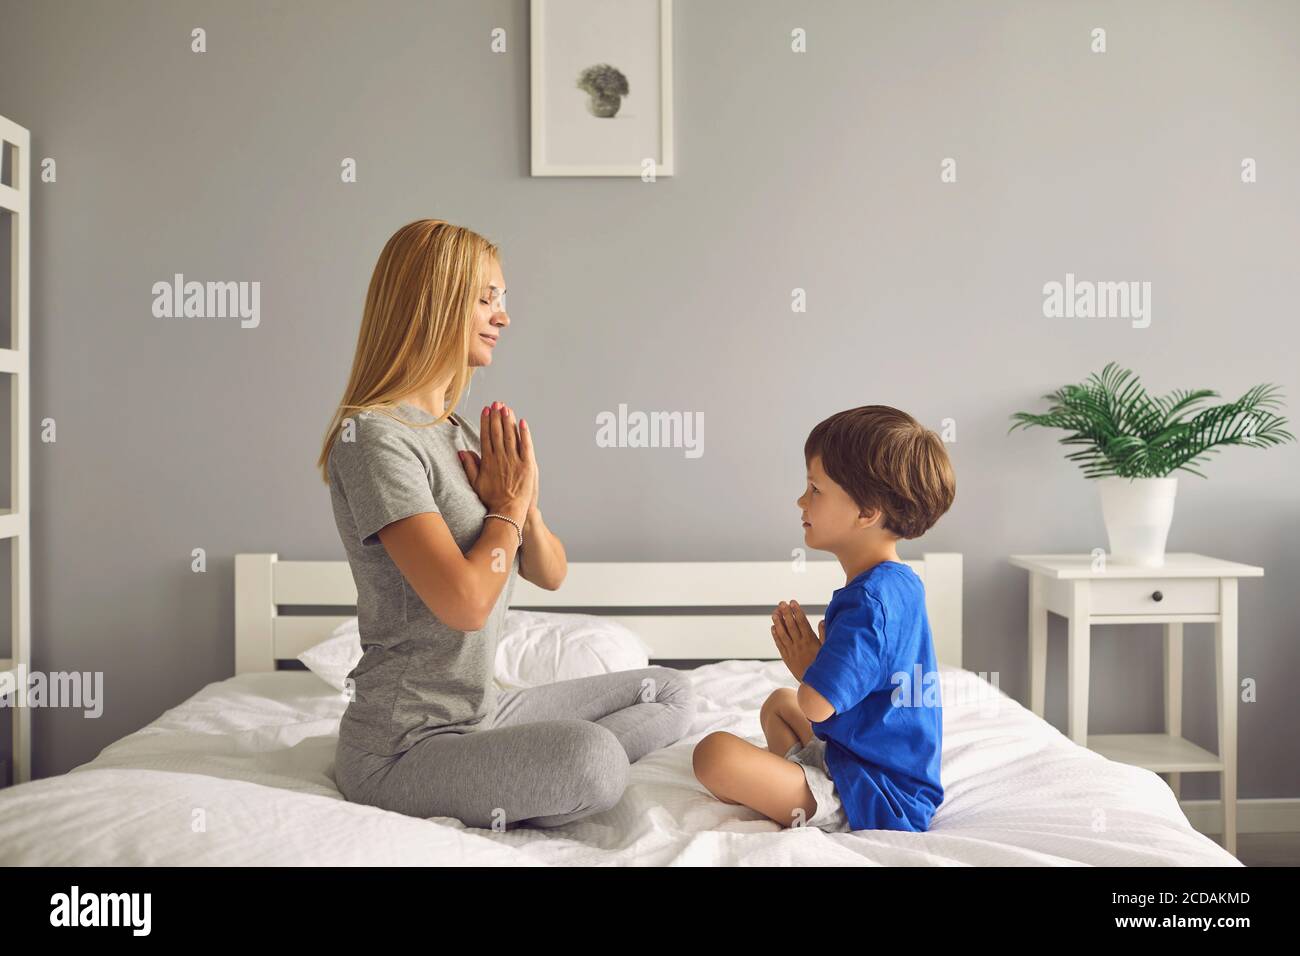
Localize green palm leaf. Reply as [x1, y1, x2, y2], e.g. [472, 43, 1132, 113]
[1008, 362, 1295, 479]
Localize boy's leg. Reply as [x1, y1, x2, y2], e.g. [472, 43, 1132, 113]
[490, 666, 695, 765]
[760, 687, 814, 755]
[692, 730, 818, 828]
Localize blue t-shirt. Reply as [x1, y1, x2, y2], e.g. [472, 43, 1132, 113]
[800, 560, 944, 832]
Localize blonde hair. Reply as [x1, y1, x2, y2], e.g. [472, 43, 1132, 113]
[317, 219, 500, 484]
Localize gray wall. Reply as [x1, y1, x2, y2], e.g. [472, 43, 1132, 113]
[0, 0, 1296, 802]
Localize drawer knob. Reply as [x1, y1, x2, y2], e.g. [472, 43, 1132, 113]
[1152, 590, 1164, 602]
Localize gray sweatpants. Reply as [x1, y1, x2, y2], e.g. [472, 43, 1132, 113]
[333, 666, 695, 829]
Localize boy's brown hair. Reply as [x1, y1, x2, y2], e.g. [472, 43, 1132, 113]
[804, 405, 956, 539]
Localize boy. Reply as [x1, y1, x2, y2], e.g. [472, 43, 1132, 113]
[692, 405, 956, 832]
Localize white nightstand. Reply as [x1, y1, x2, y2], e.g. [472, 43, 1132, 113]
[1009, 553, 1263, 856]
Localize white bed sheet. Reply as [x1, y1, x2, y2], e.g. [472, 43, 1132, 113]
[0, 661, 1240, 866]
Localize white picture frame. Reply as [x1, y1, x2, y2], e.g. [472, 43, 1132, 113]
[530, 0, 674, 177]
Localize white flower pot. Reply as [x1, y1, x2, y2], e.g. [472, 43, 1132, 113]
[1097, 477, 1178, 567]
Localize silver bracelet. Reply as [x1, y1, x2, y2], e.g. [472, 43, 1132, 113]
[484, 512, 523, 546]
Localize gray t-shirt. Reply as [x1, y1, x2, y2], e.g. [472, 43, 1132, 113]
[327, 400, 519, 756]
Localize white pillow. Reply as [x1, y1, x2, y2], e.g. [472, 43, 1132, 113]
[298, 610, 652, 694]
[297, 618, 361, 693]
[494, 609, 653, 689]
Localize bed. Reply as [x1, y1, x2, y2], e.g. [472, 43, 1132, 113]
[0, 552, 1240, 866]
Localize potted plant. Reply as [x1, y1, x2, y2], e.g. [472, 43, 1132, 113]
[1009, 362, 1294, 567]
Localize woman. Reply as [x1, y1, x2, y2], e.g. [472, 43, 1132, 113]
[317, 219, 695, 828]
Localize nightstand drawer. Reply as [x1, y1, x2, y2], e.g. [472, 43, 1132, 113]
[1090, 578, 1220, 616]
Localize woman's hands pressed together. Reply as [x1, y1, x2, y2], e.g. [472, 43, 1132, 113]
[457, 401, 566, 589]
[458, 402, 535, 524]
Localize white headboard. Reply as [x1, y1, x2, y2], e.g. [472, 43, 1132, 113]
[234, 553, 962, 673]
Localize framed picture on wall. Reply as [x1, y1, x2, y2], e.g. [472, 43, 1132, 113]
[530, 0, 674, 177]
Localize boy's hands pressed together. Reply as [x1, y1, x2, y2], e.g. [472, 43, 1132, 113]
[771, 599, 824, 682]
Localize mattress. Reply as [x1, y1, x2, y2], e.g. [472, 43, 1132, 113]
[0, 661, 1241, 866]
